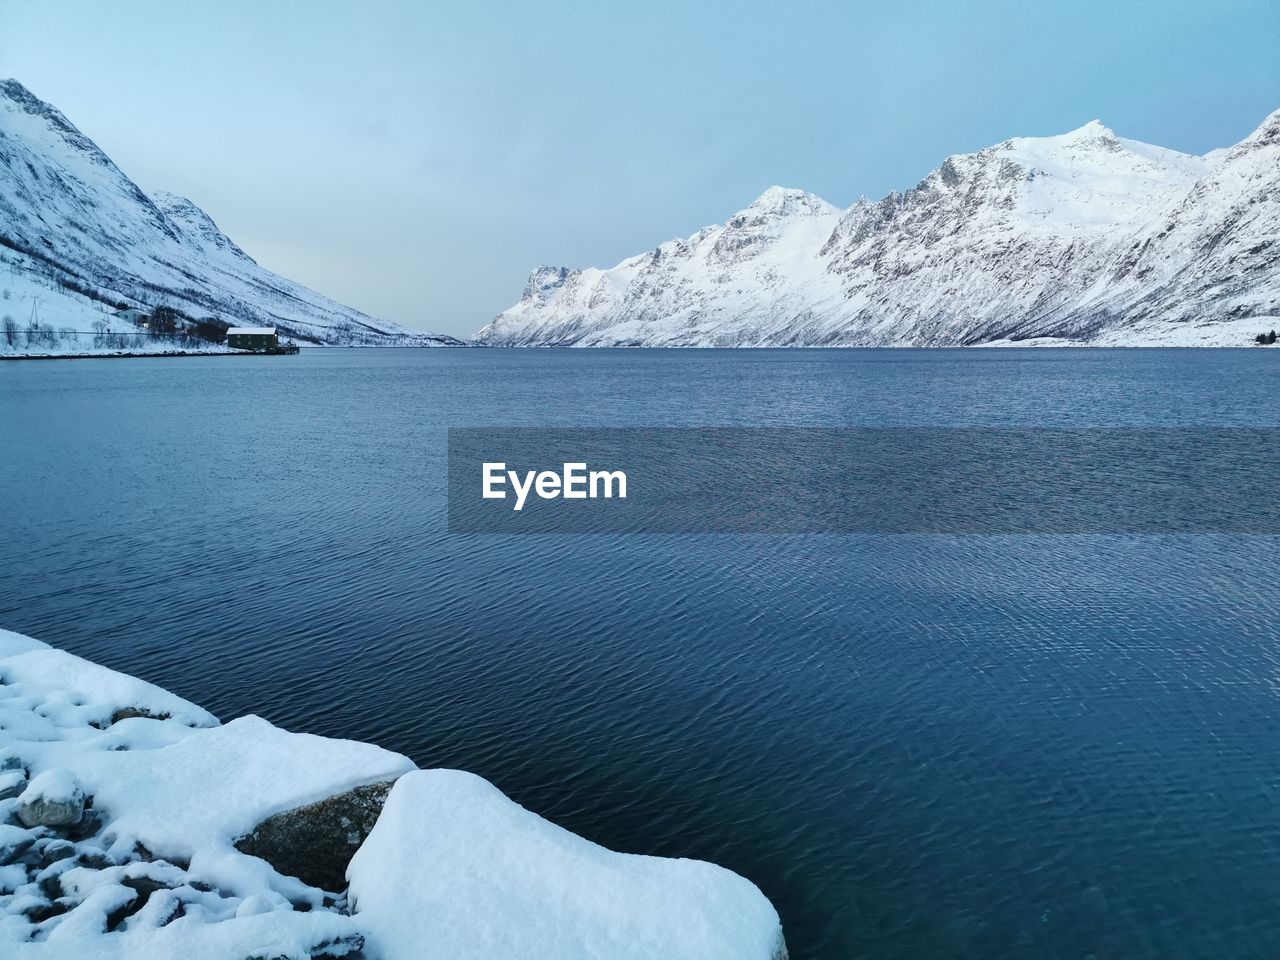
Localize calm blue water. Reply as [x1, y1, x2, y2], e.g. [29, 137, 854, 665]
[2, 348, 1279, 959]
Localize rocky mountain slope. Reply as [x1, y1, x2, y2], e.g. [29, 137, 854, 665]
[479, 110, 1280, 347]
[0, 79, 461, 347]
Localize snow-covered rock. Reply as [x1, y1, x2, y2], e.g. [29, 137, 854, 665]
[16, 770, 84, 828]
[347, 769, 787, 960]
[479, 109, 1280, 347]
[0, 627, 404, 955]
[0, 629, 785, 958]
[0, 79, 462, 350]
[234, 779, 399, 892]
[71, 716, 416, 902]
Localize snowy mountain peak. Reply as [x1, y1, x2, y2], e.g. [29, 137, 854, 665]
[1060, 118, 1119, 143]
[996, 120, 1210, 180]
[709, 186, 843, 266]
[1235, 106, 1280, 151]
[743, 186, 838, 218]
[480, 104, 1280, 347]
[0, 80, 461, 346]
[973, 123, 1212, 233]
[522, 265, 574, 302]
[0, 78, 113, 166]
[0, 78, 177, 242]
[150, 190, 256, 263]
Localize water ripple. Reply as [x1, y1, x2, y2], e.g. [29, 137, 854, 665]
[2, 349, 1279, 959]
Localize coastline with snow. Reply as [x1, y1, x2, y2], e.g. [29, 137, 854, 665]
[2, 351, 236, 361]
[5, 75, 1278, 353]
[0, 628, 786, 959]
[0, 80, 462, 351]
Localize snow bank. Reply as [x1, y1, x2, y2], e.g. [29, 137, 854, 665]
[73, 716, 415, 901]
[348, 769, 787, 960]
[0, 629, 403, 955]
[1, 629, 786, 958]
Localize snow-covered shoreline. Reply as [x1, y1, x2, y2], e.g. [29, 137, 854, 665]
[1, 348, 237, 361]
[0, 80, 463, 349]
[0, 628, 786, 959]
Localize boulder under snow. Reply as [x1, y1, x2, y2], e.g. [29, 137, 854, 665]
[16, 770, 85, 829]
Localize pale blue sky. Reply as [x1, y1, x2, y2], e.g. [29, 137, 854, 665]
[3, 0, 1277, 337]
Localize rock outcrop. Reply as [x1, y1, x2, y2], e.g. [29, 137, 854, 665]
[15, 768, 85, 828]
[235, 779, 399, 891]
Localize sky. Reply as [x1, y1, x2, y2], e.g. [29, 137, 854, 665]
[2, 0, 1278, 338]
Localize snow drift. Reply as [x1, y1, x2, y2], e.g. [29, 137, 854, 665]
[348, 770, 786, 960]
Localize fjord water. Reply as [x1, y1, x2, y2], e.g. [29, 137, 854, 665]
[2, 348, 1278, 959]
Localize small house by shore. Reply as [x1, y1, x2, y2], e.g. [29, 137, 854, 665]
[226, 327, 278, 351]
[113, 308, 150, 327]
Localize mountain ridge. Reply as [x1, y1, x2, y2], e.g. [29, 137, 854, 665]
[0, 79, 461, 347]
[479, 110, 1279, 347]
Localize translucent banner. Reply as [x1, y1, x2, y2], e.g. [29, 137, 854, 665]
[447, 428, 1280, 533]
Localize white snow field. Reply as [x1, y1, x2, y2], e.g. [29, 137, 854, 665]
[0, 79, 462, 354]
[348, 770, 786, 960]
[479, 109, 1280, 347]
[0, 629, 785, 959]
[0, 263, 235, 358]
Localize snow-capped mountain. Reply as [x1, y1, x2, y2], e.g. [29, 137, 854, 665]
[479, 110, 1280, 347]
[0, 79, 461, 346]
[485, 186, 844, 347]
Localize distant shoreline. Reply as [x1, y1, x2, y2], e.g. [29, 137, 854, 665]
[5, 345, 1277, 359]
[0, 349, 243, 361]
